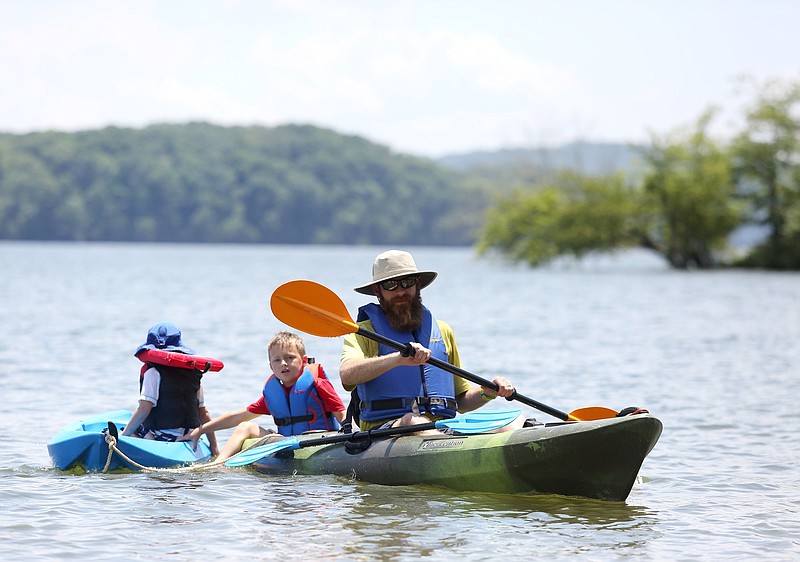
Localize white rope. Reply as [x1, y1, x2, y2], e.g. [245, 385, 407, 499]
[99, 433, 276, 473]
[102, 433, 116, 473]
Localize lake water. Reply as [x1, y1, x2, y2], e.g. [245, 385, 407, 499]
[1, 242, 798, 561]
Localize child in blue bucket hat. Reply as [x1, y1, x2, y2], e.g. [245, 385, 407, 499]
[134, 321, 195, 355]
[122, 322, 219, 454]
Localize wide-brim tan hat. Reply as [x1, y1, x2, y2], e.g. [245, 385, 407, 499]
[354, 250, 438, 295]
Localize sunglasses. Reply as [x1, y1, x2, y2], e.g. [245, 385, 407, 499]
[379, 276, 419, 291]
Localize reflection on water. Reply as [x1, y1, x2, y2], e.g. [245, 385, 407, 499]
[145, 471, 665, 559]
[330, 480, 659, 557]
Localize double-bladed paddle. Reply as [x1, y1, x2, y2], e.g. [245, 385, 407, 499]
[225, 408, 522, 467]
[269, 280, 618, 422]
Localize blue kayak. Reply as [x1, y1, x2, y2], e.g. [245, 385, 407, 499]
[47, 410, 212, 472]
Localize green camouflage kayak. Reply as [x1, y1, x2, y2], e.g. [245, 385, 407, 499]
[244, 413, 662, 501]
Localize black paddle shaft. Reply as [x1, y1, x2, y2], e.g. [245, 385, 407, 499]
[294, 419, 444, 450]
[357, 327, 571, 421]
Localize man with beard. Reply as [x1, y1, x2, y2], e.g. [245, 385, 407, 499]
[340, 250, 522, 431]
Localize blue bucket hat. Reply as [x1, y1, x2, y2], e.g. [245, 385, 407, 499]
[134, 322, 195, 356]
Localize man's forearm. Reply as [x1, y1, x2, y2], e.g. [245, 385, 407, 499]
[340, 353, 403, 386]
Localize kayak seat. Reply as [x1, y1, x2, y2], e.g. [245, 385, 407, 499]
[344, 434, 372, 455]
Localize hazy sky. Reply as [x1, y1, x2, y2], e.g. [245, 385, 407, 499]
[1, 0, 798, 157]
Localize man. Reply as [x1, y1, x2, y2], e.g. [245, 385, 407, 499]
[340, 249, 523, 431]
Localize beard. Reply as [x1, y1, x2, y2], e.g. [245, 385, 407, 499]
[379, 291, 424, 332]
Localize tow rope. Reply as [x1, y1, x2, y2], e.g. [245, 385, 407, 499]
[99, 424, 279, 474]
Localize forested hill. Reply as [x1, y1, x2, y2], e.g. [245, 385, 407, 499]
[0, 123, 489, 245]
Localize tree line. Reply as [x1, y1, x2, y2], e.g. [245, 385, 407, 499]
[2, 78, 798, 270]
[0, 123, 488, 246]
[478, 78, 800, 270]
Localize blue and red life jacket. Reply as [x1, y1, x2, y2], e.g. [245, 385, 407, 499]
[263, 363, 341, 436]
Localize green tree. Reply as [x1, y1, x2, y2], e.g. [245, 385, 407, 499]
[478, 112, 740, 269]
[477, 172, 646, 266]
[0, 123, 482, 246]
[640, 110, 740, 268]
[732, 78, 800, 269]
[0, 147, 61, 239]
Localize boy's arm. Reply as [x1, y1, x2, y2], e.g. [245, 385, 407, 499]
[197, 405, 218, 456]
[194, 408, 257, 434]
[177, 408, 257, 449]
[314, 376, 347, 422]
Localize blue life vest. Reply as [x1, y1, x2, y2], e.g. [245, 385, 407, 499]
[355, 303, 457, 422]
[140, 364, 202, 432]
[263, 364, 341, 436]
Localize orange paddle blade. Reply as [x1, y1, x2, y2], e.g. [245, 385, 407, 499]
[568, 406, 619, 421]
[270, 280, 359, 338]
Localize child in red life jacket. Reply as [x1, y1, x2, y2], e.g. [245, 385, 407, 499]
[179, 331, 345, 462]
[121, 322, 219, 455]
